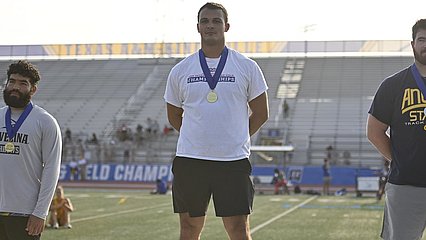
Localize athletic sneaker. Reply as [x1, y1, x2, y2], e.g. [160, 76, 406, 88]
[64, 223, 72, 229]
[53, 223, 59, 229]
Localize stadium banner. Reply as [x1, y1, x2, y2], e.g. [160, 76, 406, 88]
[60, 163, 379, 186]
[0, 40, 412, 58]
[60, 163, 173, 182]
[251, 165, 379, 186]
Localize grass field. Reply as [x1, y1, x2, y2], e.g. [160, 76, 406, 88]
[41, 188, 424, 240]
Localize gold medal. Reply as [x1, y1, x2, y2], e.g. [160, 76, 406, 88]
[4, 142, 15, 153]
[207, 91, 218, 103]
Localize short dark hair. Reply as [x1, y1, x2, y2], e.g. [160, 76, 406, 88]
[412, 19, 426, 41]
[198, 2, 228, 24]
[7, 60, 40, 85]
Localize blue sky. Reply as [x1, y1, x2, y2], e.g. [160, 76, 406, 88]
[0, 0, 424, 45]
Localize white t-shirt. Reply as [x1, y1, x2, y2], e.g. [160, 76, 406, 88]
[164, 48, 268, 161]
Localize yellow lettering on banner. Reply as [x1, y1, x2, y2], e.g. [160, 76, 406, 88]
[48, 45, 60, 56]
[131, 44, 141, 54]
[76, 44, 82, 55]
[240, 42, 247, 53]
[113, 44, 122, 55]
[176, 43, 181, 55]
[154, 43, 164, 55]
[121, 44, 128, 55]
[140, 43, 145, 54]
[37, 40, 302, 57]
[171, 42, 177, 54]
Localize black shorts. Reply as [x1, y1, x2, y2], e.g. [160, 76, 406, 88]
[0, 216, 40, 240]
[171, 156, 254, 217]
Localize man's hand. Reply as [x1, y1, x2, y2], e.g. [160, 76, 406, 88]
[26, 215, 45, 236]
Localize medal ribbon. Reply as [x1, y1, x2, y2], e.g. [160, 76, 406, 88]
[5, 102, 33, 141]
[199, 47, 228, 90]
[411, 64, 426, 97]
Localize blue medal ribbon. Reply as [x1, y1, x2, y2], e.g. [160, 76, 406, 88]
[411, 64, 426, 95]
[5, 102, 33, 141]
[198, 47, 228, 90]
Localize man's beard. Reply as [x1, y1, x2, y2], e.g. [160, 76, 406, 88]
[3, 89, 31, 108]
[414, 48, 426, 65]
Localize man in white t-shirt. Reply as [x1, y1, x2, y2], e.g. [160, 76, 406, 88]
[164, 3, 268, 240]
[0, 60, 62, 239]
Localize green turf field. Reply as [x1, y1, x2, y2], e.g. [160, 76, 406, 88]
[41, 188, 425, 240]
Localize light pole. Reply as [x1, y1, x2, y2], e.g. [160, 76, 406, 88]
[303, 24, 316, 57]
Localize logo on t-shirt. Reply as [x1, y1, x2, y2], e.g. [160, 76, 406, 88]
[0, 144, 20, 154]
[401, 88, 426, 128]
[187, 72, 236, 84]
[0, 131, 28, 155]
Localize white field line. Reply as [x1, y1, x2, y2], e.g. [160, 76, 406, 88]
[72, 202, 170, 223]
[251, 195, 318, 234]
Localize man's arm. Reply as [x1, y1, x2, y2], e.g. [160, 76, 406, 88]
[248, 92, 269, 136]
[366, 114, 392, 161]
[28, 117, 62, 235]
[166, 103, 184, 132]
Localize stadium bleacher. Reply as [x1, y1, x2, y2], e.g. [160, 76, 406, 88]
[281, 56, 413, 166]
[0, 54, 414, 166]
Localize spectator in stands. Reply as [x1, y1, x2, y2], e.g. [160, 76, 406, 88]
[61, 142, 69, 162]
[95, 141, 102, 164]
[286, 141, 294, 162]
[103, 140, 115, 163]
[136, 123, 143, 133]
[76, 139, 87, 180]
[146, 117, 153, 134]
[47, 186, 74, 229]
[163, 124, 171, 135]
[62, 129, 72, 162]
[152, 120, 160, 135]
[342, 150, 351, 165]
[64, 128, 72, 143]
[77, 159, 87, 181]
[271, 168, 290, 195]
[134, 124, 144, 147]
[325, 145, 337, 164]
[164, 3, 268, 239]
[68, 140, 75, 161]
[151, 179, 168, 195]
[282, 100, 289, 118]
[88, 133, 98, 145]
[367, 19, 426, 240]
[322, 158, 331, 195]
[123, 140, 132, 163]
[0, 60, 62, 238]
[325, 145, 333, 159]
[116, 123, 130, 141]
[68, 160, 79, 181]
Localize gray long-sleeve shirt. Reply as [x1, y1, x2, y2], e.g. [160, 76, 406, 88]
[0, 104, 62, 219]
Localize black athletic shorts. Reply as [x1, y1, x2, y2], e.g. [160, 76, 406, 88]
[0, 216, 40, 240]
[172, 156, 254, 217]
